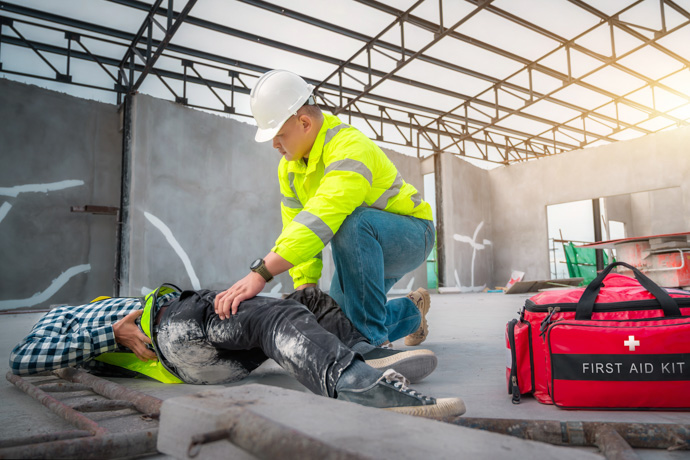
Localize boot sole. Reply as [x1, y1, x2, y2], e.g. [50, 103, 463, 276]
[365, 349, 438, 383]
[385, 397, 466, 419]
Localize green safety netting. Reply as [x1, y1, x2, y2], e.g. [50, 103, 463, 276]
[564, 242, 610, 285]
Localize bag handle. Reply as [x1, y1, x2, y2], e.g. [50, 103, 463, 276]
[575, 261, 681, 320]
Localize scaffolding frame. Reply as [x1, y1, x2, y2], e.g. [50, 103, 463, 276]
[1, 0, 690, 164]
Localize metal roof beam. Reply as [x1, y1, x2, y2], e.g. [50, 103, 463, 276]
[354, 0, 652, 141]
[235, 0, 617, 145]
[104, 0, 627, 148]
[0, 6, 576, 148]
[118, 0, 198, 92]
[0, 32, 570, 161]
[335, 1, 494, 114]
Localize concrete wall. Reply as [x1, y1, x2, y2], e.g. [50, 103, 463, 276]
[489, 127, 690, 284]
[121, 94, 290, 295]
[438, 153, 494, 291]
[607, 187, 684, 238]
[7, 78, 686, 304]
[0, 78, 121, 310]
[122, 95, 428, 296]
[604, 193, 632, 232]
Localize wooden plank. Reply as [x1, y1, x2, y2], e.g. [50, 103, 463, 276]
[504, 278, 583, 294]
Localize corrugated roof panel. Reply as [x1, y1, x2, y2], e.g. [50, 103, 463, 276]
[617, 45, 685, 81]
[581, 66, 646, 96]
[459, 10, 558, 62]
[494, 0, 600, 41]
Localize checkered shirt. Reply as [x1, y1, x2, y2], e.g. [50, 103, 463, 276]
[9, 292, 178, 375]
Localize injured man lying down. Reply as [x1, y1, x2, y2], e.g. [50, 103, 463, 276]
[9, 285, 465, 419]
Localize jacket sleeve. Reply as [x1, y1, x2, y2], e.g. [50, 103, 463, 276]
[276, 161, 323, 288]
[273, 132, 374, 269]
[9, 317, 118, 375]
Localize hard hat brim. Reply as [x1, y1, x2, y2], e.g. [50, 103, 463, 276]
[255, 124, 281, 143]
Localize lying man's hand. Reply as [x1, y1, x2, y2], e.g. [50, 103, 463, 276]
[113, 310, 157, 361]
[214, 272, 266, 319]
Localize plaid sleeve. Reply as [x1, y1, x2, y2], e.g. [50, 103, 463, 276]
[9, 297, 142, 375]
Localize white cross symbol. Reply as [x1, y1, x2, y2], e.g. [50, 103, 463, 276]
[624, 335, 640, 351]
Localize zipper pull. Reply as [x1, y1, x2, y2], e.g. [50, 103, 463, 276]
[539, 307, 561, 337]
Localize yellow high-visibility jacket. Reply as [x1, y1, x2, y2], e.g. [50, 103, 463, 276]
[272, 113, 433, 288]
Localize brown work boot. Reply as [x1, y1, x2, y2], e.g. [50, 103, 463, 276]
[404, 288, 431, 346]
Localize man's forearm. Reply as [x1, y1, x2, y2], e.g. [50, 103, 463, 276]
[263, 251, 293, 277]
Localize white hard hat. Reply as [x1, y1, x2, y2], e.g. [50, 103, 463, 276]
[250, 70, 315, 143]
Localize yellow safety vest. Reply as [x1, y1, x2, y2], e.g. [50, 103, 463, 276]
[94, 284, 183, 384]
[273, 112, 433, 289]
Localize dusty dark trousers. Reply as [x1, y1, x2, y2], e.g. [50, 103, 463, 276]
[156, 287, 367, 397]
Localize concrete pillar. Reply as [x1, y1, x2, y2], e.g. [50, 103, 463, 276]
[433, 152, 446, 287]
[116, 94, 134, 296]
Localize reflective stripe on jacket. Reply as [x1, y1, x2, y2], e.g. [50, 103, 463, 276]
[272, 113, 433, 288]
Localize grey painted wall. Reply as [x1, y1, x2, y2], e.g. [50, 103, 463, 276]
[488, 127, 690, 284]
[121, 94, 290, 295]
[0, 78, 121, 310]
[121, 95, 429, 297]
[6, 78, 686, 306]
[438, 153, 494, 291]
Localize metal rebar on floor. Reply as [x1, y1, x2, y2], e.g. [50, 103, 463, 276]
[595, 425, 641, 460]
[35, 383, 92, 392]
[5, 372, 107, 436]
[71, 400, 137, 412]
[448, 416, 690, 451]
[0, 431, 92, 449]
[0, 429, 158, 459]
[4, 369, 164, 459]
[54, 367, 163, 416]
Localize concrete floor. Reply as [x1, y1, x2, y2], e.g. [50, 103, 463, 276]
[1, 292, 689, 458]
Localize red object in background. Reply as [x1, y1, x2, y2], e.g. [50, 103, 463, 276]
[580, 232, 690, 288]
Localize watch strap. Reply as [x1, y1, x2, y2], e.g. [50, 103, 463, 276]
[251, 259, 274, 282]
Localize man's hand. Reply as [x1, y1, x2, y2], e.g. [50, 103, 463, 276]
[296, 283, 317, 290]
[215, 272, 266, 319]
[113, 310, 157, 362]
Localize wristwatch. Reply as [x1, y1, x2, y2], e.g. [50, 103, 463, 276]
[250, 258, 273, 282]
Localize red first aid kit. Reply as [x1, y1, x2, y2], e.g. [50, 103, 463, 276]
[506, 262, 690, 409]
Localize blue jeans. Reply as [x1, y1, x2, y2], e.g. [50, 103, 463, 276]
[328, 207, 435, 346]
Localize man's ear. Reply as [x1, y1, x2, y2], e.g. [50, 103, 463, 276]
[298, 114, 313, 133]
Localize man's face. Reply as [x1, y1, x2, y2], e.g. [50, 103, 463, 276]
[272, 115, 311, 162]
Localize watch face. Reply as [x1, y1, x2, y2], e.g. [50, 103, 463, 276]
[250, 258, 263, 270]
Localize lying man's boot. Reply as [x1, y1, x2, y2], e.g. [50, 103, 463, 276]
[362, 347, 437, 383]
[337, 369, 466, 419]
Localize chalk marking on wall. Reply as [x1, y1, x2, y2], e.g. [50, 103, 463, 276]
[389, 277, 415, 295]
[453, 269, 485, 293]
[0, 202, 12, 224]
[144, 211, 201, 290]
[0, 180, 84, 197]
[0, 264, 91, 309]
[453, 221, 492, 292]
